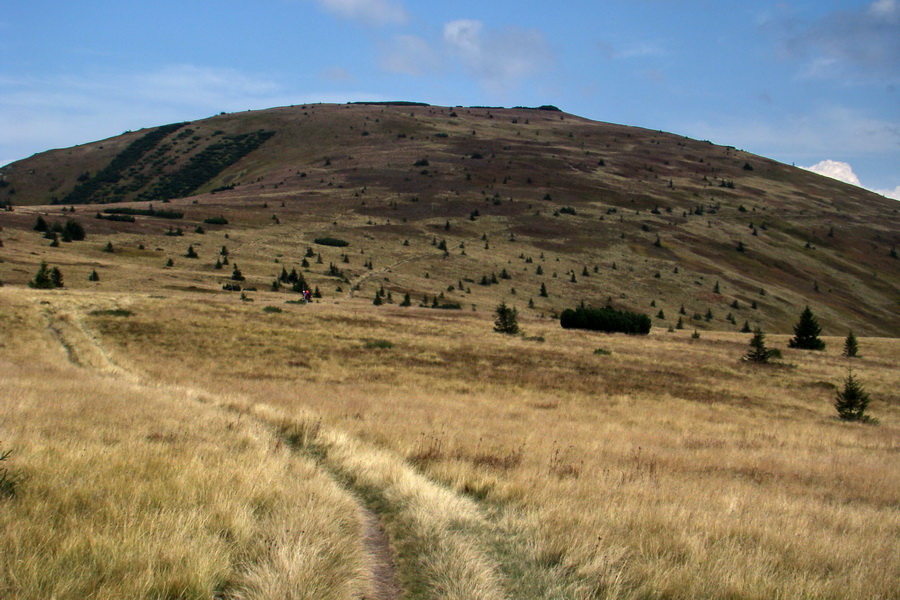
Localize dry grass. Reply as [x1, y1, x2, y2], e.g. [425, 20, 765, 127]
[0, 291, 369, 600]
[37, 289, 898, 599]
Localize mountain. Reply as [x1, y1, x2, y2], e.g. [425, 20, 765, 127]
[1, 102, 898, 335]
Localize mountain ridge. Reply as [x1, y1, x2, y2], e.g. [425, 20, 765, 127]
[0, 102, 897, 336]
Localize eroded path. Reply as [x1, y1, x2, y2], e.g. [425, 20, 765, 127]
[36, 295, 405, 600]
[33, 293, 594, 599]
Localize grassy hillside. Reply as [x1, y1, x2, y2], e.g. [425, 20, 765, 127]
[0, 103, 898, 598]
[1, 103, 897, 336]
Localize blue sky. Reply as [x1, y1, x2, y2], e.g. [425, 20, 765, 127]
[2, 0, 898, 198]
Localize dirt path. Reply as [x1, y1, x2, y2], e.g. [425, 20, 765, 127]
[361, 507, 403, 600]
[37, 295, 405, 600]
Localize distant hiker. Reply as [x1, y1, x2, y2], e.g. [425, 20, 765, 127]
[303, 289, 311, 302]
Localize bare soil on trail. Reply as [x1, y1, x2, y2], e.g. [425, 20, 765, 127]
[360, 507, 403, 600]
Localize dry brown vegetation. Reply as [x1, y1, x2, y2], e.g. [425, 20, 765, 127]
[0, 103, 898, 599]
[1, 284, 897, 599]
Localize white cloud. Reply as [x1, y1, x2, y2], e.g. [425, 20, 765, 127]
[320, 66, 356, 83]
[801, 159, 862, 186]
[801, 160, 900, 200]
[310, 0, 408, 26]
[874, 185, 900, 200]
[379, 35, 440, 76]
[443, 19, 553, 95]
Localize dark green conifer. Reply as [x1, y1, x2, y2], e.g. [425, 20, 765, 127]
[834, 369, 872, 422]
[843, 330, 859, 358]
[788, 306, 825, 350]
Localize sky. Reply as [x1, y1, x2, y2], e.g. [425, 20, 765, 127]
[1, 0, 898, 199]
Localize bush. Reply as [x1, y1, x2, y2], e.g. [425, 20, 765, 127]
[262, 306, 283, 313]
[203, 216, 229, 225]
[560, 306, 651, 335]
[364, 339, 394, 349]
[0, 445, 21, 499]
[314, 237, 350, 247]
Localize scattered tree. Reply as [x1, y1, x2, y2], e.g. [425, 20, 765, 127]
[834, 369, 873, 423]
[493, 302, 520, 335]
[843, 330, 859, 358]
[788, 306, 825, 350]
[29, 262, 56, 289]
[744, 327, 781, 363]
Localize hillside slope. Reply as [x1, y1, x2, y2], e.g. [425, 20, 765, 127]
[1, 103, 898, 335]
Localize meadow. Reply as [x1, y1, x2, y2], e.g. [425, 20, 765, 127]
[2, 285, 897, 599]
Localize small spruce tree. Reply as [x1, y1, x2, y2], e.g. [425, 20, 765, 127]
[788, 305, 825, 350]
[49, 267, 64, 288]
[843, 330, 859, 358]
[29, 261, 55, 289]
[88, 269, 100, 282]
[834, 369, 872, 422]
[493, 302, 520, 335]
[744, 327, 780, 363]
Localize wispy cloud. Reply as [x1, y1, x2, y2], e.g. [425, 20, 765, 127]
[597, 40, 665, 60]
[379, 35, 440, 76]
[0, 64, 370, 164]
[442, 19, 553, 95]
[309, 0, 408, 26]
[775, 0, 900, 81]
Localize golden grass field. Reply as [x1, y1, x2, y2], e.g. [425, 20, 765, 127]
[2, 283, 897, 599]
[0, 103, 898, 598]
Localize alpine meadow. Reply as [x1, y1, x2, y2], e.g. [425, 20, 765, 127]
[1, 103, 898, 600]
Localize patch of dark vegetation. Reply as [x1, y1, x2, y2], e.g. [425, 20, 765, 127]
[348, 101, 430, 107]
[89, 308, 134, 317]
[96, 212, 135, 223]
[560, 306, 651, 335]
[103, 207, 184, 219]
[314, 237, 350, 247]
[140, 130, 275, 201]
[60, 122, 188, 204]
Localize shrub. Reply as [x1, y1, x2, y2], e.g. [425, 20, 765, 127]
[314, 237, 350, 247]
[788, 306, 825, 350]
[203, 216, 229, 225]
[835, 369, 874, 423]
[494, 302, 520, 335]
[0, 445, 21, 499]
[364, 339, 393, 349]
[593, 348, 612, 356]
[560, 306, 651, 335]
[89, 308, 133, 317]
[185, 245, 198, 258]
[262, 306, 283, 313]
